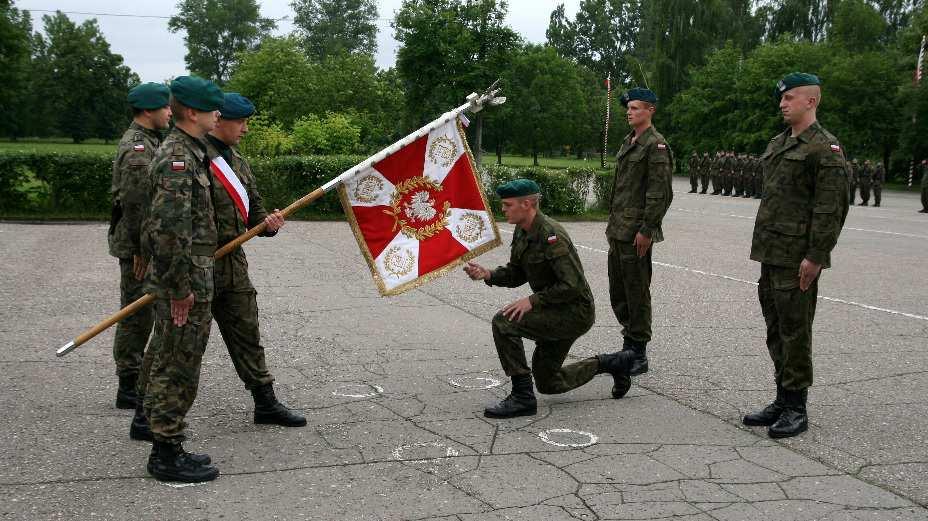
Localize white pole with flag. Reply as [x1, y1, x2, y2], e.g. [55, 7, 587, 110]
[909, 36, 926, 188]
[601, 72, 612, 169]
[56, 84, 507, 357]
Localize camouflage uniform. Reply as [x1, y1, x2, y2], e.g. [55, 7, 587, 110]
[699, 153, 710, 193]
[203, 135, 278, 390]
[721, 154, 734, 195]
[858, 162, 872, 205]
[607, 126, 673, 345]
[108, 122, 162, 382]
[141, 127, 218, 445]
[752, 121, 849, 392]
[848, 160, 858, 204]
[872, 162, 884, 207]
[486, 212, 598, 393]
[687, 153, 699, 192]
[710, 153, 722, 194]
[753, 156, 764, 199]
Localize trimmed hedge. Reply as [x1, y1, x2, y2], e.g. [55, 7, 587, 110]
[0, 151, 610, 218]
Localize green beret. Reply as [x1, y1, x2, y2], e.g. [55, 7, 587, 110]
[127, 82, 170, 110]
[620, 87, 657, 108]
[170, 75, 224, 112]
[496, 179, 540, 199]
[776, 72, 821, 98]
[219, 92, 255, 119]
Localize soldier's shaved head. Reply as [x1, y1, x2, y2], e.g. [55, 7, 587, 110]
[780, 85, 821, 134]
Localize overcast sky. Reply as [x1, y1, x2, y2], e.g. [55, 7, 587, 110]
[17, 0, 582, 83]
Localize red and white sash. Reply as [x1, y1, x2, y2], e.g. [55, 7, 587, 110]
[209, 156, 249, 223]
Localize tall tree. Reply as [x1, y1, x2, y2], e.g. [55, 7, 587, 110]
[0, 1, 33, 138]
[546, 0, 640, 82]
[291, 0, 378, 60]
[393, 0, 520, 163]
[31, 12, 138, 142]
[168, 0, 275, 84]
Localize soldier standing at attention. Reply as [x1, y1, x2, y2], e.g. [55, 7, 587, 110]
[711, 151, 723, 195]
[688, 151, 699, 193]
[743, 73, 849, 438]
[753, 154, 764, 199]
[848, 159, 859, 205]
[872, 161, 885, 207]
[140, 76, 224, 482]
[462, 180, 634, 418]
[700, 152, 711, 194]
[108, 83, 172, 409]
[604, 87, 673, 385]
[858, 160, 872, 206]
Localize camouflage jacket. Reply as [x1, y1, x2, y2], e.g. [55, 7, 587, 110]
[872, 164, 885, 185]
[108, 121, 162, 258]
[687, 154, 699, 174]
[709, 156, 721, 173]
[751, 121, 849, 269]
[204, 135, 276, 248]
[488, 211, 594, 314]
[606, 126, 674, 242]
[142, 127, 218, 302]
[858, 164, 873, 184]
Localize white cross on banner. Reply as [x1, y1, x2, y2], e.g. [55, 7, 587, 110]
[209, 156, 249, 222]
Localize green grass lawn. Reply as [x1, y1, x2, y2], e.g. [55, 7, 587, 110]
[496, 154, 615, 171]
[0, 139, 115, 155]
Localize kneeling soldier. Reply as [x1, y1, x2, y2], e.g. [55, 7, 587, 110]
[464, 179, 634, 419]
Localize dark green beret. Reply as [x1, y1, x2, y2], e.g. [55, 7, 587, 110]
[127, 82, 170, 110]
[219, 92, 255, 119]
[170, 75, 224, 112]
[496, 179, 540, 199]
[776, 72, 821, 98]
[620, 87, 657, 108]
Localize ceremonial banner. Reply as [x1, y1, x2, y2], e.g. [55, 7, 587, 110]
[339, 117, 500, 296]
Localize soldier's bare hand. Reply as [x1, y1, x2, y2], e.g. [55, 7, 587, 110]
[798, 259, 822, 292]
[463, 261, 490, 281]
[171, 293, 195, 327]
[132, 254, 147, 281]
[501, 297, 532, 322]
[633, 232, 652, 257]
[265, 209, 285, 233]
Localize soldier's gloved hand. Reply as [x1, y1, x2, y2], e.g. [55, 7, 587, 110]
[463, 261, 490, 281]
[171, 293, 195, 327]
[798, 259, 822, 292]
[132, 254, 148, 281]
[501, 296, 532, 322]
[265, 209, 285, 233]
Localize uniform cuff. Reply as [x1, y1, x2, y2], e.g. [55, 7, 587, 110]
[638, 225, 653, 238]
[804, 249, 827, 266]
[528, 293, 541, 308]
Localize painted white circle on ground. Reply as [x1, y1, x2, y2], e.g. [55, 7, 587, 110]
[537, 428, 599, 448]
[448, 374, 502, 390]
[392, 441, 461, 463]
[332, 383, 384, 398]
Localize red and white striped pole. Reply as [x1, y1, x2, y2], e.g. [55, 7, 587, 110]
[909, 36, 925, 188]
[601, 72, 612, 169]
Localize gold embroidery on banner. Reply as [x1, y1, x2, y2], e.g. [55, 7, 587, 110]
[383, 245, 415, 278]
[455, 212, 486, 244]
[428, 134, 458, 168]
[383, 176, 451, 240]
[352, 174, 384, 204]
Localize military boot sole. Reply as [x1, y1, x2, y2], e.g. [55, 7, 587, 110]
[147, 462, 219, 483]
[254, 414, 308, 427]
[483, 406, 537, 419]
[768, 421, 808, 438]
[627, 360, 648, 376]
[611, 374, 632, 399]
[742, 413, 781, 427]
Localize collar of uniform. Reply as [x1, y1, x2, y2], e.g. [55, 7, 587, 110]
[130, 120, 161, 141]
[630, 125, 655, 146]
[205, 133, 233, 163]
[174, 126, 208, 162]
[793, 120, 822, 144]
[525, 210, 547, 241]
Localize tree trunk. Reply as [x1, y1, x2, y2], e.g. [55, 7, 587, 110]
[473, 112, 483, 166]
[496, 143, 502, 165]
[533, 149, 539, 166]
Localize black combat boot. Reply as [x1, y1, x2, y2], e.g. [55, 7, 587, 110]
[742, 385, 785, 426]
[621, 338, 649, 376]
[116, 374, 139, 409]
[597, 351, 636, 399]
[768, 388, 808, 438]
[147, 440, 219, 483]
[252, 383, 307, 427]
[130, 402, 154, 441]
[484, 374, 537, 418]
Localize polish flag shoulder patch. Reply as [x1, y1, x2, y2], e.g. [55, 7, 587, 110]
[830, 144, 841, 152]
[656, 143, 667, 150]
[171, 161, 185, 171]
[133, 144, 145, 152]
[547, 235, 558, 244]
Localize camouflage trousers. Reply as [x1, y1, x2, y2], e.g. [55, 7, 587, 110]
[113, 258, 154, 378]
[859, 183, 871, 204]
[921, 182, 928, 211]
[757, 264, 818, 391]
[143, 299, 212, 444]
[849, 183, 857, 204]
[700, 172, 710, 192]
[212, 252, 274, 390]
[492, 305, 597, 395]
[689, 171, 698, 191]
[608, 239, 653, 344]
[873, 184, 882, 206]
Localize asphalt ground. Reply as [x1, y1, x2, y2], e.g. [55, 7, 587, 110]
[1, 177, 926, 520]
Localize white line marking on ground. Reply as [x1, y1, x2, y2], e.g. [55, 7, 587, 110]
[392, 441, 460, 462]
[332, 383, 384, 398]
[498, 228, 928, 322]
[448, 374, 502, 390]
[537, 428, 599, 448]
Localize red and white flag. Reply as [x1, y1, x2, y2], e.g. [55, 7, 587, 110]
[339, 117, 500, 296]
[210, 156, 250, 223]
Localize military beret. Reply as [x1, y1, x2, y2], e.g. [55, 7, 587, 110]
[776, 72, 821, 98]
[220, 92, 255, 119]
[496, 179, 540, 199]
[620, 87, 658, 108]
[170, 75, 224, 112]
[127, 82, 170, 110]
